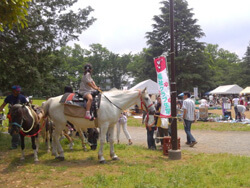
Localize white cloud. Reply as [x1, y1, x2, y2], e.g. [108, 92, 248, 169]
[69, 0, 250, 58]
[188, 0, 250, 57]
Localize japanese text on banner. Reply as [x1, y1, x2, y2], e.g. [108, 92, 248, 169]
[154, 56, 171, 117]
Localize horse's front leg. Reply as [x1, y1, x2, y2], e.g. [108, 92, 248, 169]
[20, 134, 25, 161]
[31, 136, 39, 162]
[98, 125, 109, 163]
[108, 126, 119, 161]
[35, 135, 39, 152]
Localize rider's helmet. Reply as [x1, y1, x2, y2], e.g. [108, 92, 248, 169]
[84, 64, 93, 73]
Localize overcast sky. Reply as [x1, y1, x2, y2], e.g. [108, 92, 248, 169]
[70, 0, 250, 59]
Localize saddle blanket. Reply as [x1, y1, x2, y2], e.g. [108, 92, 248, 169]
[60, 93, 86, 118]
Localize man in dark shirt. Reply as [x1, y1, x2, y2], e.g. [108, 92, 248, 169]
[0, 85, 28, 149]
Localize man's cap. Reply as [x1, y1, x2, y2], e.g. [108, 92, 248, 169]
[12, 85, 21, 91]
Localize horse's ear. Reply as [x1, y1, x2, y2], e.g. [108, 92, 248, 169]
[142, 87, 147, 93]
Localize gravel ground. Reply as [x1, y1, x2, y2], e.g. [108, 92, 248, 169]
[118, 126, 250, 156]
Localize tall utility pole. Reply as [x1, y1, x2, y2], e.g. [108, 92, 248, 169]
[168, 0, 181, 160]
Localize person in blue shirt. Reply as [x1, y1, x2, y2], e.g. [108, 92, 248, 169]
[0, 85, 28, 149]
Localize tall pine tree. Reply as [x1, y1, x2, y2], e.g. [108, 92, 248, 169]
[239, 42, 250, 88]
[145, 0, 211, 93]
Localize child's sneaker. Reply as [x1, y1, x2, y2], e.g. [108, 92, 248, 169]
[85, 114, 92, 120]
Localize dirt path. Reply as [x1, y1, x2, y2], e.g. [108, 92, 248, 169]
[118, 126, 250, 156]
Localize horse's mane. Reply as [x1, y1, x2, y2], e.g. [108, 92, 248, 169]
[102, 89, 143, 102]
[109, 88, 119, 91]
[104, 89, 137, 96]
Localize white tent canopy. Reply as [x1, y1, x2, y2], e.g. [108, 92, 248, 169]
[129, 79, 159, 95]
[240, 87, 250, 95]
[210, 84, 243, 95]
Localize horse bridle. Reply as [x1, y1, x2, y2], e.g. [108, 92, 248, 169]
[138, 90, 154, 113]
[11, 106, 35, 133]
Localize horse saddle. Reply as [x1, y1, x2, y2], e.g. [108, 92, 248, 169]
[59, 91, 101, 118]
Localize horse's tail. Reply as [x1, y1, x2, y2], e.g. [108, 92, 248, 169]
[42, 99, 51, 118]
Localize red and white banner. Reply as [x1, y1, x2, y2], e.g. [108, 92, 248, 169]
[154, 56, 171, 118]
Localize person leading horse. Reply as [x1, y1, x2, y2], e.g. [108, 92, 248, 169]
[0, 85, 28, 149]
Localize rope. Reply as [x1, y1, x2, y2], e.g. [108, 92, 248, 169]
[20, 117, 46, 137]
[98, 89, 124, 111]
[21, 106, 35, 133]
[154, 115, 179, 119]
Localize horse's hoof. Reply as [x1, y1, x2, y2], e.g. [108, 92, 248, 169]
[99, 160, 106, 164]
[55, 156, 65, 161]
[34, 159, 39, 163]
[112, 157, 120, 161]
[20, 157, 25, 161]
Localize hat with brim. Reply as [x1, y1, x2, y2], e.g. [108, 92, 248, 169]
[12, 85, 21, 92]
[178, 93, 184, 97]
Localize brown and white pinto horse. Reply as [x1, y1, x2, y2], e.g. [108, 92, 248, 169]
[9, 104, 41, 162]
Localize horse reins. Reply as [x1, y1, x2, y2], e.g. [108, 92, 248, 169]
[138, 90, 154, 113]
[11, 106, 41, 136]
[20, 117, 46, 137]
[100, 90, 124, 111]
[100, 89, 152, 112]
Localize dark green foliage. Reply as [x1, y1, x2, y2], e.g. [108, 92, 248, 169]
[0, 0, 96, 96]
[144, 0, 208, 93]
[0, 0, 249, 97]
[204, 44, 241, 91]
[239, 43, 250, 88]
[82, 44, 133, 90]
[0, 0, 30, 31]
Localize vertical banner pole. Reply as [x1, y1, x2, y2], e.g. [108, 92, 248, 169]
[169, 0, 178, 152]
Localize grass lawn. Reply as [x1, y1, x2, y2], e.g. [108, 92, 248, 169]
[0, 132, 250, 188]
[127, 116, 250, 132]
[1, 99, 250, 187]
[128, 106, 250, 132]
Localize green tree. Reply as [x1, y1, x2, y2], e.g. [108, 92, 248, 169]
[104, 53, 132, 89]
[204, 44, 241, 90]
[87, 44, 132, 90]
[87, 43, 111, 88]
[52, 44, 89, 92]
[239, 42, 250, 88]
[127, 48, 154, 84]
[0, 0, 96, 96]
[0, 0, 30, 31]
[144, 0, 208, 93]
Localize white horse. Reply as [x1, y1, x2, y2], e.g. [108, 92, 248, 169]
[42, 88, 155, 163]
